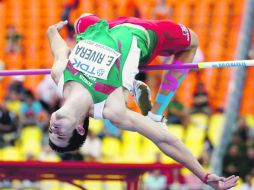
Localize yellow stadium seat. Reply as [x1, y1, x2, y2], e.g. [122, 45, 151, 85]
[168, 124, 184, 141]
[185, 124, 205, 158]
[190, 113, 209, 129]
[5, 100, 21, 116]
[39, 180, 63, 190]
[103, 181, 124, 190]
[56, 181, 81, 190]
[121, 131, 142, 162]
[245, 115, 254, 128]
[140, 136, 160, 163]
[101, 136, 122, 162]
[83, 181, 103, 190]
[19, 126, 42, 159]
[89, 118, 104, 134]
[0, 146, 22, 161]
[207, 113, 224, 146]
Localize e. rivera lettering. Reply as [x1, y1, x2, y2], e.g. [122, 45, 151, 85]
[75, 45, 105, 64]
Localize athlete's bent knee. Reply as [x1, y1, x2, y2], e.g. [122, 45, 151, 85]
[74, 13, 95, 34]
[105, 109, 126, 125]
[189, 29, 199, 49]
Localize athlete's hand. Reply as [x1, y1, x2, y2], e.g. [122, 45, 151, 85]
[54, 20, 68, 31]
[206, 174, 239, 190]
[47, 20, 68, 34]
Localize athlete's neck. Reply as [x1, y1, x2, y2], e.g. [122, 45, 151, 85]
[63, 84, 93, 120]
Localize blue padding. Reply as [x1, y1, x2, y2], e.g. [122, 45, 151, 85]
[104, 119, 121, 138]
[155, 92, 175, 114]
[155, 74, 187, 115]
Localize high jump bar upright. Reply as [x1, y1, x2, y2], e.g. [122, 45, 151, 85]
[0, 60, 253, 76]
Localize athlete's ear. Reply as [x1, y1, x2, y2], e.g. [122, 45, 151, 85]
[76, 124, 85, 135]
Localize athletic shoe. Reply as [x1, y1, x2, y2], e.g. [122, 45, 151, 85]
[158, 118, 168, 130]
[132, 80, 152, 115]
[147, 111, 168, 130]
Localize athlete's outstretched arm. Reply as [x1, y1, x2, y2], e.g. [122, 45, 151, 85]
[113, 110, 238, 189]
[46, 20, 71, 84]
[104, 88, 239, 190]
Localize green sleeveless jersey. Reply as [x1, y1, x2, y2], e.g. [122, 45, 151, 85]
[63, 20, 157, 104]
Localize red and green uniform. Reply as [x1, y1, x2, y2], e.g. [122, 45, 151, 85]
[59, 20, 157, 119]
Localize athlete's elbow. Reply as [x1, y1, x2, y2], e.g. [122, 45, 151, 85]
[50, 66, 60, 84]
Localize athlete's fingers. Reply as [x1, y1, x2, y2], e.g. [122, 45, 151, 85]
[223, 181, 238, 189]
[225, 175, 236, 181]
[55, 20, 68, 30]
[222, 176, 239, 189]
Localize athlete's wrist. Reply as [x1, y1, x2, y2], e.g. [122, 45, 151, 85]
[202, 173, 211, 184]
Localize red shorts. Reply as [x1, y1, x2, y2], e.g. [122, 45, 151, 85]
[74, 15, 191, 64]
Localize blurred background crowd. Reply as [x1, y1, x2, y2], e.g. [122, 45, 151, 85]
[0, 0, 254, 189]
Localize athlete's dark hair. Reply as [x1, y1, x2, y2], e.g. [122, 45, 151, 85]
[49, 117, 89, 152]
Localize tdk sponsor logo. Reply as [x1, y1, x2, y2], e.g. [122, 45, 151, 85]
[72, 58, 97, 76]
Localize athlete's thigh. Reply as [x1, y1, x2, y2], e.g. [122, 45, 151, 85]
[153, 20, 191, 54]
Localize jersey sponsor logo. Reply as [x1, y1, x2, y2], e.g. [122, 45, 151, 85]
[69, 40, 121, 80]
[97, 69, 105, 77]
[79, 74, 93, 87]
[72, 58, 97, 76]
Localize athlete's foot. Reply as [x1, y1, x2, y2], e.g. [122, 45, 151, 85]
[132, 80, 152, 115]
[147, 111, 168, 130]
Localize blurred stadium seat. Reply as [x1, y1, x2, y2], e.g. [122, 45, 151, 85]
[19, 126, 42, 159]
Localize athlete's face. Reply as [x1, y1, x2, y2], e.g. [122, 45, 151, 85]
[49, 111, 76, 147]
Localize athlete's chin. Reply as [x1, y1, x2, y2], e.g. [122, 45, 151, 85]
[49, 112, 57, 125]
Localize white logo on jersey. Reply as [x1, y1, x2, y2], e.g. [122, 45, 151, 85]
[69, 40, 121, 80]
